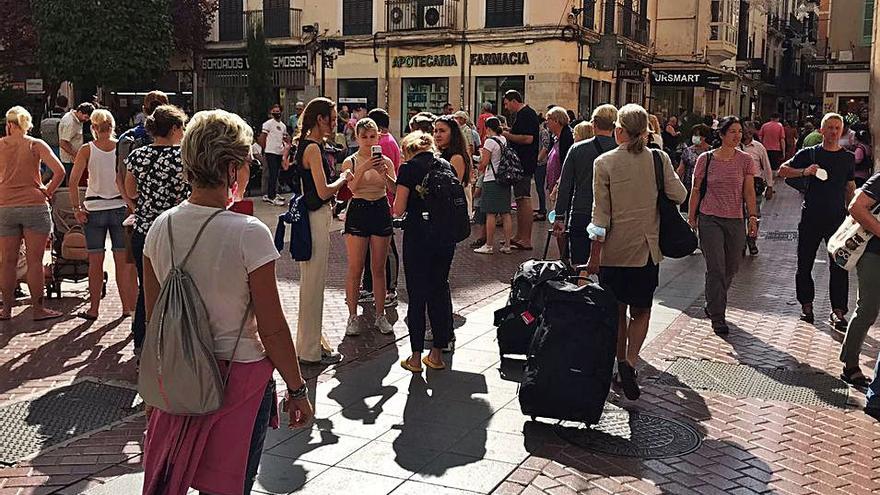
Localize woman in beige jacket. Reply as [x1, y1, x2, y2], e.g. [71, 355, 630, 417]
[586, 104, 687, 400]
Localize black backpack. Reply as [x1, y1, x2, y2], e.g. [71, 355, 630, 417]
[488, 137, 525, 186]
[418, 157, 471, 244]
[518, 279, 618, 424]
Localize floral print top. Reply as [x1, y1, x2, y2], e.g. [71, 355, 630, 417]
[124, 145, 190, 235]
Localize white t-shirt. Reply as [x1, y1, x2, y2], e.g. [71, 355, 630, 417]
[481, 135, 506, 182]
[58, 111, 83, 162]
[261, 118, 288, 155]
[144, 201, 280, 363]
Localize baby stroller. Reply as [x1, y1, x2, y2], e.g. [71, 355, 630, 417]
[46, 188, 106, 299]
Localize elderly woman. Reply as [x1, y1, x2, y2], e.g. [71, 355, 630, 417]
[676, 124, 713, 213]
[587, 104, 687, 401]
[0, 106, 66, 321]
[141, 109, 314, 495]
[544, 106, 574, 201]
[573, 121, 594, 143]
[688, 116, 759, 336]
[124, 105, 190, 357]
[69, 109, 138, 320]
[394, 132, 455, 372]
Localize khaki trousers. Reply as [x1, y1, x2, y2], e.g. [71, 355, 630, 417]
[296, 204, 332, 361]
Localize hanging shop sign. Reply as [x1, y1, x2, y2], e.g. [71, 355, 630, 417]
[650, 70, 721, 87]
[392, 55, 458, 68]
[469, 52, 530, 66]
[201, 52, 309, 71]
[616, 62, 644, 81]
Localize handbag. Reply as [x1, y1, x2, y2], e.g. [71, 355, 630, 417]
[827, 203, 880, 271]
[652, 150, 698, 258]
[785, 146, 817, 194]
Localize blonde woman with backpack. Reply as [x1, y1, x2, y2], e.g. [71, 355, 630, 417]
[140, 110, 313, 495]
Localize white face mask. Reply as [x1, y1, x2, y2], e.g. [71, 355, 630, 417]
[692, 135, 702, 145]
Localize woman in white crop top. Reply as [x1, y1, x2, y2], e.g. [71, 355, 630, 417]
[69, 109, 137, 320]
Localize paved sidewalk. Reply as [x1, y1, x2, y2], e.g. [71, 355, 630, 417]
[0, 185, 878, 494]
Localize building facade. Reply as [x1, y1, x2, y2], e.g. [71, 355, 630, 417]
[814, 0, 873, 118]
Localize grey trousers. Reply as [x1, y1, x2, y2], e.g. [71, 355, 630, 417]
[699, 215, 746, 325]
[840, 252, 880, 369]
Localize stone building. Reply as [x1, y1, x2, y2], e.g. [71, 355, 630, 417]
[814, 0, 874, 117]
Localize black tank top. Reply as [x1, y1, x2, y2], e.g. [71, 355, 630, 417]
[295, 139, 333, 211]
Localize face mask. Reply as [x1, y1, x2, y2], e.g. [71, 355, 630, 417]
[692, 136, 702, 145]
[272, 113, 282, 120]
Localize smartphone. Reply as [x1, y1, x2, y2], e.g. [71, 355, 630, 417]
[371, 145, 383, 162]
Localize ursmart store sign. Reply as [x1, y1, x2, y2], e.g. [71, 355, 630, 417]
[650, 70, 721, 87]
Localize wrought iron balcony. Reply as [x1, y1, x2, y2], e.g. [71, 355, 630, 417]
[616, 1, 649, 45]
[246, 8, 303, 39]
[386, 0, 459, 32]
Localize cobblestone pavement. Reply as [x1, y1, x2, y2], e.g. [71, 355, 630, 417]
[0, 185, 878, 494]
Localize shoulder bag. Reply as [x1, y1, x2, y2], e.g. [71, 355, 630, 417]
[653, 150, 698, 258]
[784, 146, 817, 194]
[827, 202, 880, 271]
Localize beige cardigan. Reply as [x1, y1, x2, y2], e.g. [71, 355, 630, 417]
[592, 146, 688, 267]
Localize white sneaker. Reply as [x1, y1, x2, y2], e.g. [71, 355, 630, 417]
[376, 315, 394, 335]
[474, 245, 494, 254]
[345, 315, 360, 336]
[272, 197, 286, 207]
[262, 195, 273, 204]
[500, 245, 512, 254]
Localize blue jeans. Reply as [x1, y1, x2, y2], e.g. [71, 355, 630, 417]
[200, 380, 276, 495]
[534, 165, 547, 213]
[84, 207, 127, 253]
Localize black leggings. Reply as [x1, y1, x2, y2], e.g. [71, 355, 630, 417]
[403, 232, 454, 353]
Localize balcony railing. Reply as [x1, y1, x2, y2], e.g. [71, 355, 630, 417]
[386, 0, 459, 32]
[616, 2, 649, 45]
[246, 8, 302, 39]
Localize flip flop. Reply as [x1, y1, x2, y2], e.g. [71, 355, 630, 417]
[422, 356, 446, 370]
[33, 310, 63, 322]
[400, 359, 423, 373]
[76, 312, 98, 321]
[510, 240, 533, 251]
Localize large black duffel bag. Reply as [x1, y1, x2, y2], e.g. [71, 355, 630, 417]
[493, 260, 570, 357]
[518, 279, 618, 424]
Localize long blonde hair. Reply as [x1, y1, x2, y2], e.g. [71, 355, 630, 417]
[90, 109, 116, 138]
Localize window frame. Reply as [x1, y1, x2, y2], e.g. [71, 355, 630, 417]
[486, 0, 524, 28]
[864, 0, 875, 45]
[343, 0, 373, 36]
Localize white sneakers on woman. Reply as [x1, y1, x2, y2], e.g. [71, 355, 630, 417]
[376, 315, 394, 335]
[474, 244, 512, 254]
[346, 314, 394, 336]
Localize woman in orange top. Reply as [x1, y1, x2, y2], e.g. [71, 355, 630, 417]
[0, 106, 66, 321]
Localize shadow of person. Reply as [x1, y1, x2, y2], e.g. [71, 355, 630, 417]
[256, 417, 340, 494]
[327, 343, 399, 425]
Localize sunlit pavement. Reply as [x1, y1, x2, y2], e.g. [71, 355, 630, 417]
[0, 185, 879, 494]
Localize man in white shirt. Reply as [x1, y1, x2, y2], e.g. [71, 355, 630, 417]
[58, 102, 94, 185]
[741, 121, 775, 255]
[258, 104, 289, 206]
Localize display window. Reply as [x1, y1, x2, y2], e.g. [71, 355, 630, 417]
[475, 76, 525, 125]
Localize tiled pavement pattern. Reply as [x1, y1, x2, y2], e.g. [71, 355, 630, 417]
[0, 184, 877, 494]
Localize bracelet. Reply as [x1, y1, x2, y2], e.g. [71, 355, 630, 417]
[288, 382, 308, 400]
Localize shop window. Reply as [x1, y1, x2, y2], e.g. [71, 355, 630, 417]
[582, 0, 596, 30]
[475, 76, 526, 125]
[486, 0, 524, 28]
[592, 80, 612, 109]
[864, 0, 875, 45]
[219, 0, 243, 41]
[624, 81, 642, 107]
[578, 78, 593, 119]
[402, 78, 449, 132]
[338, 79, 378, 114]
[343, 0, 373, 36]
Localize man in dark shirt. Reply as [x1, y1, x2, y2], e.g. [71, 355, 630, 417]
[552, 104, 618, 266]
[778, 113, 857, 331]
[501, 90, 540, 250]
[847, 172, 880, 419]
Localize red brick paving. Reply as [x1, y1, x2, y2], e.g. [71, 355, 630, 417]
[495, 188, 880, 494]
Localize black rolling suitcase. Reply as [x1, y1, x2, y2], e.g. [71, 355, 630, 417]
[518, 278, 618, 425]
[493, 259, 569, 357]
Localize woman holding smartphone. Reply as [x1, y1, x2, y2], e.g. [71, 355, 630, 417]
[341, 118, 397, 337]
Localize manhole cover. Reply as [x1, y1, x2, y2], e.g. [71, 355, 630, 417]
[761, 230, 798, 241]
[0, 380, 142, 466]
[655, 358, 848, 408]
[555, 410, 702, 459]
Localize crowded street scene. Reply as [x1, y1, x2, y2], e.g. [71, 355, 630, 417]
[1, 0, 880, 493]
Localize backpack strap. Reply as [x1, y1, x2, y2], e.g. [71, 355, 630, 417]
[169, 209, 225, 269]
[222, 300, 252, 385]
[697, 151, 713, 215]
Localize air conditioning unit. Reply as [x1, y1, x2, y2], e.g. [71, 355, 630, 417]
[421, 2, 449, 29]
[390, 2, 418, 30]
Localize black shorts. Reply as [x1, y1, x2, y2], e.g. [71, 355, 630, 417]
[568, 229, 591, 265]
[599, 260, 659, 309]
[344, 198, 393, 237]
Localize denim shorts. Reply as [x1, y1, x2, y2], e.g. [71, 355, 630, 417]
[0, 205, 52, 237]
[84, 207, 127, 253]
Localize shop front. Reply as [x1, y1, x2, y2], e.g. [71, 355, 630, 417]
[822, 69, 869, 117]
[650, 69, 722, 119]
[197, 49, 308, 124]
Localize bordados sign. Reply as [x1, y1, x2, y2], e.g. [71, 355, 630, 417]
[650, 70, 721, 87]
[202, 53, 309, 71]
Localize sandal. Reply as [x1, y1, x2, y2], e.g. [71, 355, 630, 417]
[76, 312, 98, 321]
[422, 356, 446, 370]
[400, 359, 423, 373]
[510, 240, 533, 251]
[841, 367, 871, 387]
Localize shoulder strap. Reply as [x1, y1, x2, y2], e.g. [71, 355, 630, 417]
[168, 209, 225, 269]
[651, 149, 664, 196]
[697, 152, 713, 213]
[222, 300, 252, 385]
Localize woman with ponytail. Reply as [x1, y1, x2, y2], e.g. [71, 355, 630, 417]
[69, 109, 138, 320]
[0, 106, 66, 321]
[586, 104, 687, 401]
[293, 98, 353, 365]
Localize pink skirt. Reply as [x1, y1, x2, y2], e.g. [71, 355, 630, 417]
[142, 358, 278, 495]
